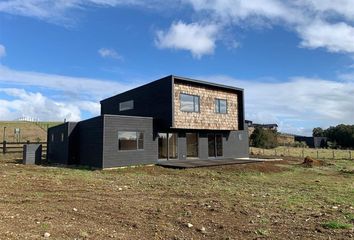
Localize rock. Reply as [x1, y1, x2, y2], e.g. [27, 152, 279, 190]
[73, 208, 78, 212]
[79, 231, 89, 238]
[332, 206, 338, 209]
[186, 223, 193, 228]
[118, 187, 123, 191]
[199, 227, 206, 233]
[44, 232, 50, 238]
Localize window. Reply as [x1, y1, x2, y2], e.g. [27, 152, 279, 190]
[180, 93, 199, 112]
[215, 99, 227, 114]
[118, 131, 144, 150]
[51, 134, 54, 142]
[61, 133, 64, 142]
[119, 100, 134, 111]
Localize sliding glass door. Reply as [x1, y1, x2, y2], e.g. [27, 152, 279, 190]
[186, 133, 198, 158]
[158, 133, 178, 160]
[208, 133, 223, 157]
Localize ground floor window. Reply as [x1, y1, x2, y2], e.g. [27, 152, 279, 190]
[186, 133, 198, 158]
[158, 133, 178, 159]
[118, 131, 144, 151]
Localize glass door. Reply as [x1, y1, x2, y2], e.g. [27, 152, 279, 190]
[208, 133, 223, 157]
[186, 133, 198, 158]
[158, 133, 178, 160]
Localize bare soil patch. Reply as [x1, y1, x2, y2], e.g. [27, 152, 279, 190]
[0, 154, 353, 239]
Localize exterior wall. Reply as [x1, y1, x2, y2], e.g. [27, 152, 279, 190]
[100, 76, 173, 131]
[277, 134, 295, 146]
[78, 116, 104, 168]
[47, 122, 78, 165]
[173, 81, 239, 130]
[102, 115, 157, 168]
[171, 130, 249, 160]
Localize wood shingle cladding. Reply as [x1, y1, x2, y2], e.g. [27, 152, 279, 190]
[173, 81, 238, 130]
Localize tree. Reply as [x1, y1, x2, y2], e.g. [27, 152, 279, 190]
[313, 124, 354, 149]
[250, 127, 278, 149]
[313, 127, 324, 137]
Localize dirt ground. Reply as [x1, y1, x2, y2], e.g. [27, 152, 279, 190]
[0, 154, 353, 239]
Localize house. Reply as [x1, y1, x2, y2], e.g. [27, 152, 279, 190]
[294, 136, 328, 148]
[246, 120, 278, 136]
[47, 75, 249, 168]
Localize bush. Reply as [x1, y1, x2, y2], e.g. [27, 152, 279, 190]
[250, 127, 278, 149]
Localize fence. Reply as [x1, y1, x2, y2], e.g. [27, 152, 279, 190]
[1, 141, 47, 154]
[250, 146, 353, 160]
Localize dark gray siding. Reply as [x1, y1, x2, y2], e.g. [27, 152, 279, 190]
[102, 115, 157, 168]
[78, 116, 104, 168]
[170, 130, 249, 160]
[47, 122, 79, 165]
[100, 76, 173, 131]
[47, 123, 69, 165]
[223, 130, 249, 158]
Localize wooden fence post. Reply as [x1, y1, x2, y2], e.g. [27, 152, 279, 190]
[2, 141, 6, 154]
[332, 150, 335, 159]
[317, 150, 319, 159]
[349, 151, 352, 160]
[275, 149, 277, 156]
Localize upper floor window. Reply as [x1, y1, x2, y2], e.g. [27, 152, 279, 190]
[51, 134, 54, 142]
[118, 131, 144, 151]
[119, 100, 134, 111]
[215, 99, 227, 114]
[180, 93, 200, 112]
[61, 133, 64, 142]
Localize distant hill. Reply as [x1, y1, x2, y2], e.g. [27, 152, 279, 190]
[0, 121, 61, 142]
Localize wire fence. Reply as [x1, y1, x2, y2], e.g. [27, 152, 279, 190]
[250, 146, 353, 160]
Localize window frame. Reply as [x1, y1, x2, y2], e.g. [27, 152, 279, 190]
[180, 93, 200, 113]
[215, 98, 228, 114]
[118, 131, 144, 151]
[119, 100, 134, 111]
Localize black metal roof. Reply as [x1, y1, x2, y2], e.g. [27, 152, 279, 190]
[100, 75, 243, 103]
[172, 75, 244, 92]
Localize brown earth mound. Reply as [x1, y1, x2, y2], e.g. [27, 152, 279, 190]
[302, 156, 325, 167]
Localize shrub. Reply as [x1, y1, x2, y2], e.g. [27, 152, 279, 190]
[250, 127, 278, 149]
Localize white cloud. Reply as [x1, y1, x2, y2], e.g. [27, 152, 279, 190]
[98, 48, 123, 60]
[0, 65, 143, 121]
[199, 75, 354, 135]
[0, 65, 137, 100]
[2, 0, 354, 56]
[298, 20, 354, 53]
[155, 21, 219, 58]
[0, 88, 98, 121]
[0, 44, 6, 59]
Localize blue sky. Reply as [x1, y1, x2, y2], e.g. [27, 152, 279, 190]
[0, 0, 354, 136]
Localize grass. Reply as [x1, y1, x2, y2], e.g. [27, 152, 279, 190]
[0, 153, 353, 239]
[250, 146, 354, 160]
[321, 221, 353, 229]
[0, 121, 61, 142]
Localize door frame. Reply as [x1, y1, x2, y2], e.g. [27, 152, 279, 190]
[208, 133, 223, 158]
[158, 132, 178, 161]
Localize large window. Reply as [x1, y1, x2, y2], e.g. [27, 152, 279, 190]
[180, 93, 200, 112]
[215, 99, 227, 114]
[118, 131, 144, 151]
[119, 100, 134, 111]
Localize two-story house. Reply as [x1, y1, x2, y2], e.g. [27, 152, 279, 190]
[47, 75, 249, 168]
